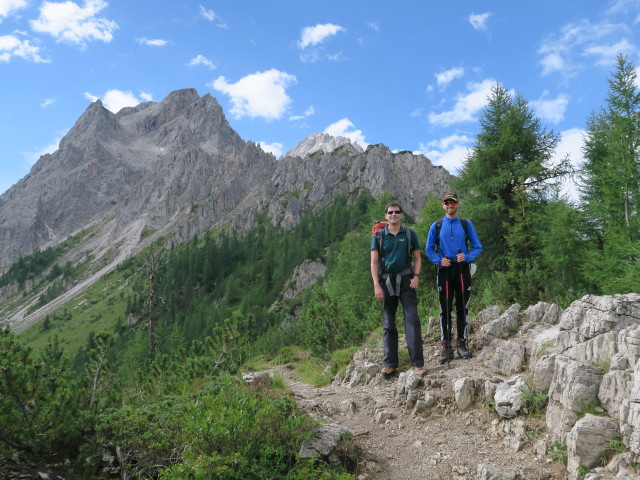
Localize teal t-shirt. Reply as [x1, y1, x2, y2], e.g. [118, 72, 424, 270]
[371, 226, 420, 273]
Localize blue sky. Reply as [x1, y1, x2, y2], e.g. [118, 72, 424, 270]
[1, 1, 639, 200]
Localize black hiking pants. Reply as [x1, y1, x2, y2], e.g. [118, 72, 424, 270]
[381, 273, 424, 368]
[437, 262, 472, 343]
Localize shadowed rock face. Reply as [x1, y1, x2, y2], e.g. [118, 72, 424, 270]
[0, 88, 452, 270]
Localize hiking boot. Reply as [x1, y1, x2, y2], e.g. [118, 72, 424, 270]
[410, 365, 428, 376]
[457, 338, 472, 359]
[378, 366, 397, 378]
[439, 341, 454, 364]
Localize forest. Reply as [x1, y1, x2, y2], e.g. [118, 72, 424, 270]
[0, 54, 638, 479]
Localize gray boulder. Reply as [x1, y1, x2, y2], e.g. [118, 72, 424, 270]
[299, 423, 352, 461]
[454, 377, 484, 411]
[477, 304, 521, 347]
[523, 301, 563, 325]
[566, 414, 618, 480]
[557, 294, 640, 364]
[476, 463, 516, 480]
[547, 355, 604, 442]
[482, 339, 527, 376]
[475, 305, 503, 326]
[494, 375, 527, 418]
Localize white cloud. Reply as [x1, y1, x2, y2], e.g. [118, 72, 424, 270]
[31, 0, 118, 46]
[428, 79, 495, 127]
[584, 38, 635, 65]
[211, 69, 297, 120]
[40, 98, 56, 107]
[298, 23, 345, 49]
[417, 134, 472, 174]
[531, 91, 570, 124]
[435, 66, 464, 87]
[606, 0, 640, 18]
[0, 34, 49, 62]
[539, 52, 565, 76]
[327, 52, 345, 62]
[553, 127, 585, 202]
[289, 105, 314, 121]
[538, 19, 630, 77]
[0, 0, 26, 20]
[187, 54, 215, 70]
[469, 12, 491, 31]
[137, 37, 167, 47]
[198, 4, 227, 28]
[83, 89, 149, 113]
[198, 4, 215, 21]
[257, 141, 283, 158]
[367, 22, 379, 31]
[324, 118, 367, 148]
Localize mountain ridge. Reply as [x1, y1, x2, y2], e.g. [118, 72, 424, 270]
[0, 88, 453, 328]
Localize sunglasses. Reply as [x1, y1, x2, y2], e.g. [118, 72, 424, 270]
[443, 201, 458, 205]
[386, 210, 402, 215]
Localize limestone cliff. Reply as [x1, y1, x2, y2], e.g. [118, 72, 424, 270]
[0, 88, 452, 271]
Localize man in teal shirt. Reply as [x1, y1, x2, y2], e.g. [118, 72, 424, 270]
[371, 202, 425, 376]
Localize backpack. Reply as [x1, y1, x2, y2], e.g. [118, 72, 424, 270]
[371, 220, 388, 237]
[434, 218, 469, 253]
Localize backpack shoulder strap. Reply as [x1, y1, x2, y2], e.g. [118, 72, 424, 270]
[460, 218, 468, 236]
[375, 229, 385, 273]
[404, 226, 414, 257]
[460, 218, 469, 249]
[435, 220, 443, 253]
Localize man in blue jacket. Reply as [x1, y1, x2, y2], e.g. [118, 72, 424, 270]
[425, 193, 482, 364]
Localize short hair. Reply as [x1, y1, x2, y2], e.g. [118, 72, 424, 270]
[385, 201, 403, 213]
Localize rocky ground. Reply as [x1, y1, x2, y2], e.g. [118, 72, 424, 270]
[275, 338, 568, 480]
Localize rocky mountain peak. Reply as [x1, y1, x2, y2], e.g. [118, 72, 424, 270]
[0, 88, 454, 329]
[284, 132, 364, 159]
[59, 99, 121, 148]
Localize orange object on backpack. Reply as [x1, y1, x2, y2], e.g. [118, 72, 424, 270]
[371, 221, 387, 236]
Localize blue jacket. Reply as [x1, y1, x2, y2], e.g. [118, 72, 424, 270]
[425, 216, 482, 266]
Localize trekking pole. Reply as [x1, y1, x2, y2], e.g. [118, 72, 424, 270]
[458, 249, 468, 357]
[445, 277, 452, 368]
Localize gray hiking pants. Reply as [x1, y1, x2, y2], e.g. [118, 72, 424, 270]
[381, 274, 424, 368]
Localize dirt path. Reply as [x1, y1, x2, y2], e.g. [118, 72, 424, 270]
[275, 340, 567, 480]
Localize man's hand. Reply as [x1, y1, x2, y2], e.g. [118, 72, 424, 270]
[456, 252, 466, 263]
[440, 257, 451, 267]
[409, 276, 419, 289]
[374, 284, 384, 300]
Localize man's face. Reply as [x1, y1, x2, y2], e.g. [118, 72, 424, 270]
[385, 207, 403, 224]
[442, 200, 458, 216]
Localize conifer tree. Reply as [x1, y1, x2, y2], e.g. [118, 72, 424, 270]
[455, 83, 571, 301]
[580, 54, 640, 292]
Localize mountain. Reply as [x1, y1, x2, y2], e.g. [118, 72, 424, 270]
[284, 132, 364, 158]
[0, 88, 274, 270]
[0, 88, 453, 327]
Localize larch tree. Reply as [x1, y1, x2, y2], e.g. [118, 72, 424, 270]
[580, 53, 640, 293]
[455, 83, 572, 303]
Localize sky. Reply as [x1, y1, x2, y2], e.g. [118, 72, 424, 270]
[1, 1, 640, 201]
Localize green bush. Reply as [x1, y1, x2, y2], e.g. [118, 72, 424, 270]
[101, 376, 352, 479]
